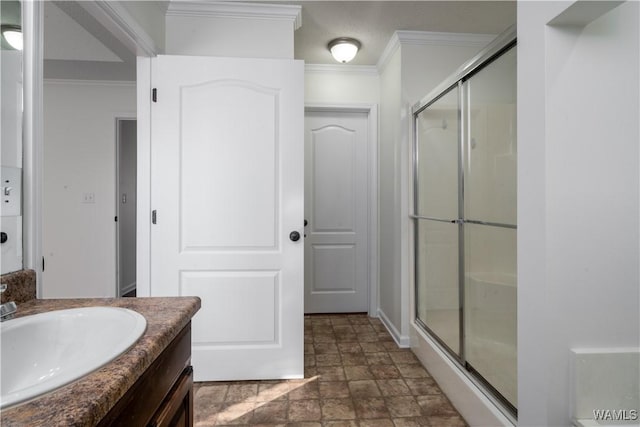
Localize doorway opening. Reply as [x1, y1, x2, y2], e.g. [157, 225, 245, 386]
[303, 106, 378, 316]
[116, 118, 137, 297]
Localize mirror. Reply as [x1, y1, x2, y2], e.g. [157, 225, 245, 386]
[1, 0, 23, 274]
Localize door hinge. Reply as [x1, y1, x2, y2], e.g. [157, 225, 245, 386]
[42, 256, 45, 272]
[152, 88, 157, 103]
[152, 210, 157, 224]
[114, 216, 118, 222]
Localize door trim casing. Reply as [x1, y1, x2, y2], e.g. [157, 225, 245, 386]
[304, 103, 379, 317]
[136, 58, 152, 297]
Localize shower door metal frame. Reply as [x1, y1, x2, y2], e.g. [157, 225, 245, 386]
[411, 25, 517, 417]
[411, 81, 465, 363]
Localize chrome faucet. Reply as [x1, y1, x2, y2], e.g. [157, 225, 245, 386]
[0, 284, 17, 321]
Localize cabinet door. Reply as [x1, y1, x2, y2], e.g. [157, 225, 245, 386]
[149, 367, 194, 427]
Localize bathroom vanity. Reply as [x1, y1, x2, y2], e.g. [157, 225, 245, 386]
[0, 297, 200, 426]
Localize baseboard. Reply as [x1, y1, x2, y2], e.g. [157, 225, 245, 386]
[120, 281, 136, 296]
[411, 322, 514, 427]
[377, 309, 410, 348]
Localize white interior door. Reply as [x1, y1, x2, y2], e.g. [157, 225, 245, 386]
[304, 111, 369, 313]
[150, 55, 304, 381]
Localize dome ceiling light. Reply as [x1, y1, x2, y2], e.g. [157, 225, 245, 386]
[328, 37, 361, 64]
[2, 25, 23, 51]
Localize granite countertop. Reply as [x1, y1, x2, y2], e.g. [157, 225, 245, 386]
[0, 297, 201, 427]
[1, 269, 37, 304]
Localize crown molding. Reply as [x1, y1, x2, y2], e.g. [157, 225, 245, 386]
[376, 34, 401, 75]
[305, 63, 379, 76]
[395, 30, 496, 47]
[377, 30, 497, 74]
[167, 1, 302, 30]
[79, 1, 158, 57]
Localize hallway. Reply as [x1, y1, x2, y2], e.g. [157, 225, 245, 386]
[194, 314, 467, 426]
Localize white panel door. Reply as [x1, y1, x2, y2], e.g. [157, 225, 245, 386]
[150, 55, 304, 381]
[304, 111, 369, 313]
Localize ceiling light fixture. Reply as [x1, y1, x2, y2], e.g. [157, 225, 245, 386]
[2, 25, 23, 51]
[328, 37, 361, 64]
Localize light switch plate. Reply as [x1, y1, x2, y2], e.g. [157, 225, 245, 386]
[83, 193, 95, 204]
[1, 167, 21, 217]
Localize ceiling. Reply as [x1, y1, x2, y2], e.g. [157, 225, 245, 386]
[42, 1, 516, 80]
[44, 1, 136, 80]
[281, 1, 515, 66]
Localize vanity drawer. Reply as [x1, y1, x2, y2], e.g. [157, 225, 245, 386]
[148, 366, 193, 427]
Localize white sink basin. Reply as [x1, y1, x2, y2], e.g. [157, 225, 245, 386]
[0, 306, 147, 409]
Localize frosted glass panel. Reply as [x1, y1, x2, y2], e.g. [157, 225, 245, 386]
[412, 39, 517, 414]
[416, 88, 459, 219]
[465, 47, 517, 225]
[415, 219, 459, 355]
[464, 223, 517, 407]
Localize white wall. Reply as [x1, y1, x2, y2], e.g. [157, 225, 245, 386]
[304, 65, 379, 105]
[43, 80, 135, 298]
[518, 1, 640, 425]
[165, 3, 298, 58]
[379, 48, 403, 341]
[166, 17, 292, 58]
[401, 42, 492, 104]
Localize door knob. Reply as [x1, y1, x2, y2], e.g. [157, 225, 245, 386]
[304, 219, 308, 227]
[289, 231, 301, 242]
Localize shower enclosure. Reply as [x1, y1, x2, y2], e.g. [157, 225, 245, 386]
[412, 28, 517, 415]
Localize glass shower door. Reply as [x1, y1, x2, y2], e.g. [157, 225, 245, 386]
[463, 46, 517, 409]
[414, 87, 461, 356]
[412, 29, 517, 416]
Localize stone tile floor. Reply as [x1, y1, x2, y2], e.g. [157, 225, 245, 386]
[194, 314, 467, 427]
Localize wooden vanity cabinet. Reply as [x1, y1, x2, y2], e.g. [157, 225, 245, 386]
[149, 366, 193, 427]
[97, 323, 194, 427]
